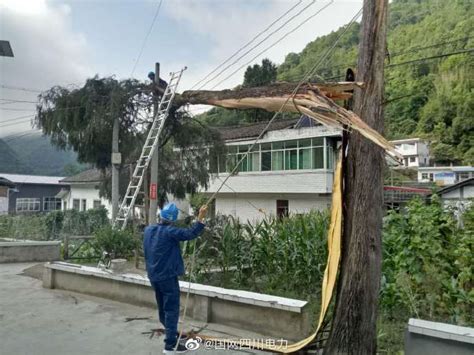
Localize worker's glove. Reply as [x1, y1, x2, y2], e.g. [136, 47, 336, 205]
[198, 205, 208, 222]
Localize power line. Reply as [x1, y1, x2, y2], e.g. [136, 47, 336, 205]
[0, 84, 44, 93]
[386, 48, 474, 68]
[188, 0, 304, 90]
[130, 0, 164, 78]
[195, 0, 318, 91]
[0, 107, 35, 112]
[210, 1, 336, 90]
[285, 35, 474, 83]
[0, 118, 35, 128]
[389, 35, 474, 58]
[3, 131, 42, 143]
[0, 99, 37, 105]
[0, 114, 35, 123]
[206, 6, 362, 203]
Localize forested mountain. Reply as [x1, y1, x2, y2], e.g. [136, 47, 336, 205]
[0, 138, 30, 174]
[0, 134, 86, 176]
[201, 0, 473, 164]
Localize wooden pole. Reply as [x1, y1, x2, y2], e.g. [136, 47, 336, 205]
[325, 0, 388, 353]
[111, 117, 120, 221]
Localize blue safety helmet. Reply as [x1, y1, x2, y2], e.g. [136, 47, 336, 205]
[160, 203, 179, 222]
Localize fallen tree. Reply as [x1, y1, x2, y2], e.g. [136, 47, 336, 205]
[175, 81, 402, 160]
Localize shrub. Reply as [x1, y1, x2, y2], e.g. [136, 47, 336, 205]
[381, 196, 473, 325]
[92, 225, 139, 258]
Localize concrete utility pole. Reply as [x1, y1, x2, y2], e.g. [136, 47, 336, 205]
[148, 62, 160, 223]
[325, 0, 388, 353]
[111, 117, 120, 220]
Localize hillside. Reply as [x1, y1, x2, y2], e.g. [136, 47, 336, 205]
[278, 0, 473, 164]
[0, 134, 86, 176]
[201, 0, 473, 164]
[0, 138, 30, 174]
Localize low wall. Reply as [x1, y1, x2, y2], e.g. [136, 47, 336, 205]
[43, 262, 309, 340]
[0, 241, 61, 263]
[405, 318, 474, 355]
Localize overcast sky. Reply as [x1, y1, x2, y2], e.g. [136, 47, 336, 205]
[0, 0, 362, 137]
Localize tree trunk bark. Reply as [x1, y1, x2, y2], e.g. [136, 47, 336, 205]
[324, 0, 388, 354]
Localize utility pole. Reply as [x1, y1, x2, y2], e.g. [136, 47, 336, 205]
[111, 117, 120, 220]
[148, 62, 160, 223]
[325, 0, 388, 353]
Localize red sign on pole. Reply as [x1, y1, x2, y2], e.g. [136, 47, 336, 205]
[150, 183, 157, 200]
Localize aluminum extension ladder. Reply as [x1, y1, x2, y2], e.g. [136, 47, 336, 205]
[114, 67, 186, 230]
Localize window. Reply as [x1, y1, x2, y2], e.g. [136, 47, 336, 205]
[93, 200, 102, 209]
[272, 151, 284, 170]
[220, 137, 336, 173]
[43, 197, 62, 211]
[276, 200, 289, 219]
[72, 199, 80, 210]
[81, 199, 87, 211]
[421, 173, 428, 180]
[409, 157, 416, 163]
[16, 198, 40, 212]
[457, 172, 470, 181]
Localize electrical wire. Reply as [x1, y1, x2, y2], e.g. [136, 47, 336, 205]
[0, 118, 35, 128]
[177, 8, 363, 349]
[188, 0, 304, 90]
[0, 84, 44, 93]
[210, 1, 335, 90]
[195, 0, 318, 91]
[0, 114, 35, 123]
[205, 5, 361, 204]
[130, 0, 164, 78]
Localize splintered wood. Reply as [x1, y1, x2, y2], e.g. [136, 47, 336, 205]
[177, 82, 401, 160]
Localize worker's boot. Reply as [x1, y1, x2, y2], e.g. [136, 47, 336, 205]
[163, 342, 188, 354]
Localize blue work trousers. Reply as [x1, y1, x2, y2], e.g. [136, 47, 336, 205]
[151, 277, 180, 350]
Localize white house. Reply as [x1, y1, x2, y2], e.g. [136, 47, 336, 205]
[202, 117, 341, 222]
[418, 166, 474, 186]
[390, 138, 430, 168]
[59, 169, 112, 217]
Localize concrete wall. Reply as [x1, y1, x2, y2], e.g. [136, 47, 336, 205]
[405, 318, 474, 355]
[215, 193, 331, 223]
[206, 170, 334, 194]
[0, 241, 61, 263]
[43, 263, 309, 340]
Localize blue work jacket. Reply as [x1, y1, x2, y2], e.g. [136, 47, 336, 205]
[143, 221, 205, 282]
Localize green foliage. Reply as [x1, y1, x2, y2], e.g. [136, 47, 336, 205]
[243, 58, 277, 87]
[200, 58, 279, 125]
[186, 211, 329, 298]
[36, 77, 225, 202]
[92, 225, 139, 258]
[382, 197, 473, 325]
[275, 0, 474, 164]
[0, 208, 109, 241]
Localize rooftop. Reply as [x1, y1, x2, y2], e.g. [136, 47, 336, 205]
[61, 169, 104, 183]
[390, 138, 424, 144]
[215, 118, 299, 141]
[0, 173, 65, 185]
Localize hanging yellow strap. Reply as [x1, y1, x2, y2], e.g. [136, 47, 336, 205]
[199, 156, 343, 353]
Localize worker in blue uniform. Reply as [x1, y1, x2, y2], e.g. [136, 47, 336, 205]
[143, 203, 208, 354]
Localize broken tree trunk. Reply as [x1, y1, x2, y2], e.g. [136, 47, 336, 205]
[324, 0, 388, 353]
[176, 81, 401, 160]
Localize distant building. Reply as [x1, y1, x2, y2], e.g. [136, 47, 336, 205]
[435, 177, 474, 209]
[59, 169, 112, 217]
[418, 166, 474, 186]
[0, 177, 15, 215]
[0, 173, 66, 214]
[390, 138, 430, 168]
[202, 117, 341, 222]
